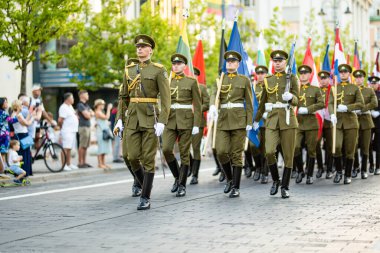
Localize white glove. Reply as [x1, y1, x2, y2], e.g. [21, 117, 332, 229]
[113, 119, 124, 138]
[282, 92, 293, 101]
[337, 104, 348, 113]
[154, 123, 165, 136]
[330, 114, 337, 126]
[253, 121, 260, 131]
[192, 126, 199, 135]
[352, 110, 361, 114]
[263, 112, 268, 120]
[298, 107, 308, 115]
[265, 103, 273, 112]
[208, 105, 218, 122]
[371, 110, 380, 118]
[246, 125, 252, 131]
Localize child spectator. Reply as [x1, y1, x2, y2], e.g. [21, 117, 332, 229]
[8, 140, 27, 184]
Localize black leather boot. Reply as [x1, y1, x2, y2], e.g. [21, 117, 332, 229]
[176, 165, 189, 197]
[219, 171, 226, 182]
[281, 167, 291, 198]
[269, 163, 280, 195]
[295, 155, 305, 184]
[167, 160, 180, 193]
[375, 152, 380, 175]
[222, 162, 233, 193]
[369, 150, 374, 173]
[344, 158, 353, 184]
[316, 147, 324, 178]
[352, 152, 359, 178]
[253, 155, 262, 181]
[212, 149, 221, 176]
[244, 150, 253, 178]
[132, 167, 144, 197]
[333, 157, 343, 183]
[190, 160, 201, 185]
[306, 157, 315, 185]
[361, 155, 368, 179]
[261, 163, 269, 184]
[325, 154, 334, 179]
[137, 172, 154, 210]
[229, 167, 242, 198]
[188, 154, 193, 177]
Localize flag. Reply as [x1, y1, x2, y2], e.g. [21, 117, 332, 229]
[374, 52, 380, 77]
[256, 31, 267, 66]
[302, 38, 324, 138]
[222, 20, 261, 147]
[288, 41, 297, 75]
[331, 26, 346, 81]
[176, 18, 194, 76]
[353, 41, 361, 71]
[346, 54, 351, 65]
[192, 40, 206, 85]
[218, 20, 227, 75]
[322, 44, 331, 72]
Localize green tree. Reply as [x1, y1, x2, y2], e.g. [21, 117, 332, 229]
[0, 0, 86, 93]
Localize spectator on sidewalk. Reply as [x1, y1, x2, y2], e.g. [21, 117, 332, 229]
[8, 140, 27, 184]
[94, 99, 112, 169]
[0, 97, 17, 175]
[19, 96, 42, 141]
[109, 101, 123, 163]
[58, 93, 79, 171]
[11, 100, 35, 176]
[30, 84, 52, 153]
[77, 90, 93, 168]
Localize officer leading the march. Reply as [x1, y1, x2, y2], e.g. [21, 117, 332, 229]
[253, 50, 299, 198]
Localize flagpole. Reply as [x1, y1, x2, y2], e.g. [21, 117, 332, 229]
[332, 75, 337, 155]
[212, 72, 225, 149]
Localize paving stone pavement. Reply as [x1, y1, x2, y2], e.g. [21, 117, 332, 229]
[1, 159, 380, 253]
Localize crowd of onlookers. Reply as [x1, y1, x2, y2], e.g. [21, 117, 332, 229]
[0, 84, 122, 185]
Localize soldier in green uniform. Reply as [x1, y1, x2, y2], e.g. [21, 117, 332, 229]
[189, 67, 210, 185]
[209, 50, 253, 198]
[294, 65, 324, 184]
[328, 64, 364, 184]
[368, 76, 380, 174]
[162, 54, 202, 197]
[316, 70, 334, 179]
[250, 65, 269, 183]
[114, 34, 170, 210]
[351, 70, 378, 179]
[253, 50, 299, 198]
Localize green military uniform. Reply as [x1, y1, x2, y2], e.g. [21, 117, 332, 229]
[162, 53, 202, 197]
[190, 67, 210, 185]
[212, 50, 253, 198]
[254, 50, 299, 198]
[352, 70, 378, 179]
[117, 34, 171, 210]
[294, 65, 324, 184]
[328, 64, 364, 184]
[315, 70, 334, 179]
[248, 65, 268, 183]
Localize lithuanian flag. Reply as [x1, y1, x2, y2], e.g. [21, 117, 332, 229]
[176, 18, 194, 76]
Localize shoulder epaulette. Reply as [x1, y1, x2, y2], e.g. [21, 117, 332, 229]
[265, 74, 273, 78]
[126, 63, 136, 68]
[187, 76, 197, 80]
[153, 62, 164, 68]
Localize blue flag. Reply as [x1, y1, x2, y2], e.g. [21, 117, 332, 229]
[334, 59, 340, 82]
[322, 44, 331, 72]
[288, 42, 297, 75]
[222, 21, 261, 147]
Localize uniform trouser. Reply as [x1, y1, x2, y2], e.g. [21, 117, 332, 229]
[162, 128, 192, 166]
[265, 128, 296, 168]
[333, 128, 358, 159]
[251, 128, 265, 157]
[358, 128, 372, 156]
[294, 129, 319, 158]
[125, 127, 157, 173]
[191, 128, 203, 160]
[215, 129, 246, 167]
[322, 127, 333, 157]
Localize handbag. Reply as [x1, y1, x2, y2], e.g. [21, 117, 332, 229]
[102, 128, 114, 141]
[18, 135, 34, 150]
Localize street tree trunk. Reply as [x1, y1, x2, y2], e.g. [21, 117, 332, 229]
[20, 59, 27, 94]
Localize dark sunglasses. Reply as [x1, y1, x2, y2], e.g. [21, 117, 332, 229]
[355, 75, 363, 78]
[339, 70, 349, 73]
[299, 71, 310, 75]
[256, 72, 266, 75]
[320, 76, 329, 80]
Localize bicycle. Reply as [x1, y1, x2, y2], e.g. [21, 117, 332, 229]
[32, 124, 66, 173]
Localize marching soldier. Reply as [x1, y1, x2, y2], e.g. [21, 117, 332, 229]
[209, 50, 253, 198]
[316, 70, 334, 179]
[351, 70, 378, 179]
[162, 54, 202, 197]
[253, 50, 299, 198]
[368, 76, 380, 174]
[189, 67, 210, 185]
[294, 65, 324, 184]
[250, 65, 269, 184]
[114, 34, 170, 210]
[328, 64, 364, 184]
